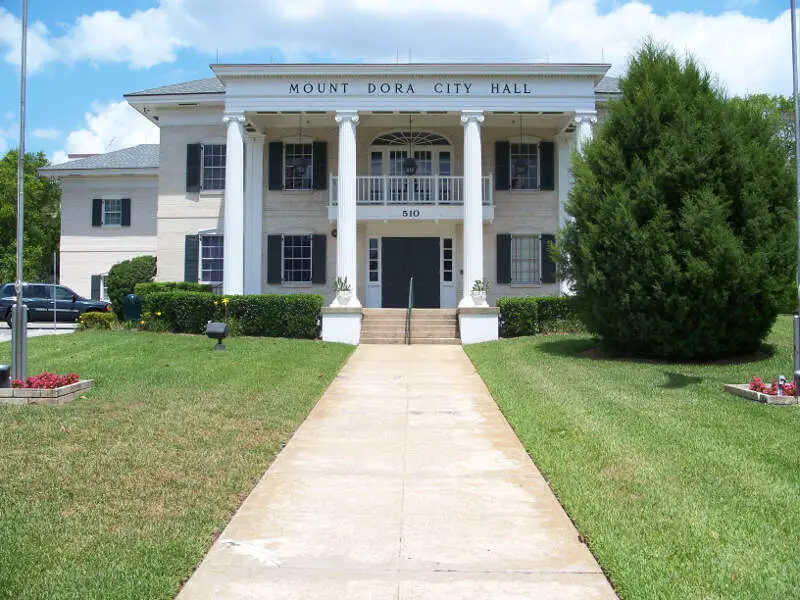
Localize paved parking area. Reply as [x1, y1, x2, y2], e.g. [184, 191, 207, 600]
[177, 345, 618, 600]
[0, 323, 77, 343]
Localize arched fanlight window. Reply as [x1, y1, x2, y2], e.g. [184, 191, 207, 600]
[371, 131, 451, 146]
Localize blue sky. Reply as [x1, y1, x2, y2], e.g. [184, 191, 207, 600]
[0, 0, 793, 161]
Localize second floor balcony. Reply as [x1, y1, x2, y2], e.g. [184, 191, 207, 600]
[328, 174, 494, 221]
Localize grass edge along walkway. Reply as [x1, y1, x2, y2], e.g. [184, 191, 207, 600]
[0, 331, 354, 600]
[465, 316, 800, 600]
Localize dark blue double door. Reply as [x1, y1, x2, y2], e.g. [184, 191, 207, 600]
[381, 237, 440, 308]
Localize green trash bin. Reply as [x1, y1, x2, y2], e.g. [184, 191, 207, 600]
[123, 294, 143, 323]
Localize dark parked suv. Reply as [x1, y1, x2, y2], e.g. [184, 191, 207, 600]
[1, 283, 112, 327]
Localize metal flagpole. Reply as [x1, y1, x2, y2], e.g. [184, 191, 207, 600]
[11, 0, 28, 380]
[791, 0, 800, 392]
[52, 251, 57, 331]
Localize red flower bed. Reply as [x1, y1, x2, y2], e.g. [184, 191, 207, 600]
[11, 372, 80, 389]
[749, 376, 797, 396]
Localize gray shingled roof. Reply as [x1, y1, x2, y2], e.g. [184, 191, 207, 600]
[126, 77, 224, 97]
[597, 76, 621, 94]
[42, 144, 159, 172]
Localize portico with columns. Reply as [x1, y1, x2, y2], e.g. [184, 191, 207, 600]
[125, 62, 609, 344]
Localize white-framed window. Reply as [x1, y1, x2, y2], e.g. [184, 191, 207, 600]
[102, 198, 122, 226]
[368, 238, 380, 283]
[100, 274, 109, 301]
[510, 143, 539, 191]
[202, 144, 226, 191]
[282, 234, 312, 283]
[284, 143, 313, 190]
[511, 234, 541, 284]
[442, 238, 454, 282]
[200, 234, 224, 284]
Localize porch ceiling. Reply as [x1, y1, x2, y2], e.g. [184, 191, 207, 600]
[246, 111, 574, 135]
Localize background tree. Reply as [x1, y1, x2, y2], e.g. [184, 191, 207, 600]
[559, 42, 796, 359]
[732, 94, 794, 163]
[0, 150, 61, 285]
[106, 255, 156, 319]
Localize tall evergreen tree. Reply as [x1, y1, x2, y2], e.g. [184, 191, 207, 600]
[559, 42, 796, 359]
[0, 150, 61, 285]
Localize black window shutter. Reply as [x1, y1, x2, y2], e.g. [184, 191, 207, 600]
[267, 234, 283, 283]
[184, 235, 199, 282]
[312, 234, 326, 284]
[186, 144, 202, 192]
[539, 142, 555, 191]
[495, 142, 510, 190]
[497, 234, 511, 284]
[541, 234, 556, 283]
[268, 142, 284, 191]
[92, 198, 103, 227]
[90, 275, 101, 300]
[121, 198, 132, 227]
[312, 141, 327, 190]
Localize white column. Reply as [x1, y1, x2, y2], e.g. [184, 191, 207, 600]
[459, 110, 485, 307]
[244, 132, 265, 294]
[575, 111, 597, 155]
[334, 110, 360, 307]
[223, 113, 245, 295]
[556, 132, 576, 232]
[557, 132, 577, 296]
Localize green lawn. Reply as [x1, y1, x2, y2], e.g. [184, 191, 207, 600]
[0, 331, 353, 599]
[466, 316, 800, 600]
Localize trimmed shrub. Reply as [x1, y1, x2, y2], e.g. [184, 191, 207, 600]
[106, 256, 157, 319]
[558, 42, 795, 359]
[498, 296, 582, 337]
[227, 294, 324, 339]
[141, 292, 324, 339]
[134, 282, 213, 295]
[142, 291, 218, 334]
[78, 311, 118, 330]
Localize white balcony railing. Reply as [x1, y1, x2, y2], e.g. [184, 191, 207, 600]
[329, 174, 493, 207]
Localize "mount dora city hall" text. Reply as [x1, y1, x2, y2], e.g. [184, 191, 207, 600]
[287, 81, 534, 96]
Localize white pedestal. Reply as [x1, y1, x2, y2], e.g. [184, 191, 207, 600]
[321, 307, 362, 345]
[458, 307, 499, 345]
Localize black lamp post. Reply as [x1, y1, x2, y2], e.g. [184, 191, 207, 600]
[404, 116, 417, 175]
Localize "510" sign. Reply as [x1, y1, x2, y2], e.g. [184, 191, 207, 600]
[401, 209, 422, 218]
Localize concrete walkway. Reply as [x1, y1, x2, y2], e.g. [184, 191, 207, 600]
[177, 345, 617, 599]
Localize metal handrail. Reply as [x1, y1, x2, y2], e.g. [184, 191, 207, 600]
[405, 276, 414, 345]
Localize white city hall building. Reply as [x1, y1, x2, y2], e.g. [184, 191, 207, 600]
[42, 63, 617, 344]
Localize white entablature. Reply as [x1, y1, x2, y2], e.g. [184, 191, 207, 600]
[211, 63, 610, 113]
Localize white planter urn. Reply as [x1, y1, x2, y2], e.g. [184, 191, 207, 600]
[336, 290, 352, 306]
[471, 290, 487, 306]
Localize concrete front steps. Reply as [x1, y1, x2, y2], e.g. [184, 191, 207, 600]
[361, 308, 460, 344]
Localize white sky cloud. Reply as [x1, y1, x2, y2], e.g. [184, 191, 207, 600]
[0, 1, 795, 96]
[0, 113, 17, 156]
[50, 101, 159, 162]
[32, 127, 61, 140]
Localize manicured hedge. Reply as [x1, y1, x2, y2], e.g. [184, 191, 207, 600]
[141, 291, 324, 339]
[497, 296, 583, 337]
[134, 282, 213, 295]
[78, 311, 119, 330]
[106, 255, 156, 319]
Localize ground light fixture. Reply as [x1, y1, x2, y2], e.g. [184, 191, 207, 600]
[0, 364, 10, 388]
[206, 321, 230, 351]
[791, 0, 800, 392]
